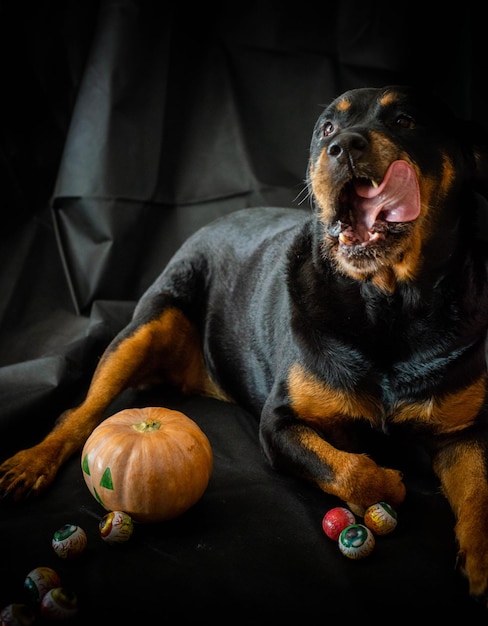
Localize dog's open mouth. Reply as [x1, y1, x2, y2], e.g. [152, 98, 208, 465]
[332, 160, 420, 246]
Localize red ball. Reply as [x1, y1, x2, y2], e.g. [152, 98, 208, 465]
[322, 506, 356, 540]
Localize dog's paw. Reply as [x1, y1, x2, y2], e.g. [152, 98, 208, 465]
[0, 447, 56, 500]
[337, 453, 406, 512]
[455, 534, 488, 604]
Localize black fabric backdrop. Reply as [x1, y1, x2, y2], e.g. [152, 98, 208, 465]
[1, 1, 487, 622]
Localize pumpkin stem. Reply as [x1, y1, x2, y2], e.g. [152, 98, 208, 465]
[132, 419, 161, 432]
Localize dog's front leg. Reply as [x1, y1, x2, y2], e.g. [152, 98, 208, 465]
[433, 437, 488, 602]
[259, 400, 406, 511]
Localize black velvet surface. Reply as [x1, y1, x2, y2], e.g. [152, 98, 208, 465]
[1, 1, 487, 622]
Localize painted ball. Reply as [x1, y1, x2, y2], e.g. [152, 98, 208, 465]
[338, 524, 375, 559]
[322, 507, 356, 541]
[52, 523, 87, 559]
[0, 603, 35, 626]
[363, 502, 398, 535]
[99, 510, 134, 544]
[40, 588, 78, 621]
[24, 566, 61, 604]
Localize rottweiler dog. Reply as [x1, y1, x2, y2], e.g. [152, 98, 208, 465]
[1, 85, 488, 602]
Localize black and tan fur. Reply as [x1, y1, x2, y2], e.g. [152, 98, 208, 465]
[1, 86, 488, 602]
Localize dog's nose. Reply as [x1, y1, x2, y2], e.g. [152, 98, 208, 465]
[327, 131, 368, 163]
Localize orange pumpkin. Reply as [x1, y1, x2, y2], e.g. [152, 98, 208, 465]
[81, 407, 213, 523]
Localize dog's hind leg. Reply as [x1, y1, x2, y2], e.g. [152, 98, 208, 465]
[0, 305, 223, 500]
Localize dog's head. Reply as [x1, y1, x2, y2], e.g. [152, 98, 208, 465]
[308, 85, 488, 290]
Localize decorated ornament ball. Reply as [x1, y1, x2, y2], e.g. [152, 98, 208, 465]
[39, 587, 78, 621]
[52, 523, 87, 559]
[363, 501, 398, 535]
[322, 506, 356, 540]
[338, 523, 375, 559]
[23, 566, 61, 604]
[0, 603, 36, 626]
[99, 510, 134, 544]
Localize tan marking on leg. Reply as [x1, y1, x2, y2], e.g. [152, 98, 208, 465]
[391, 374, 487, 433]
[433, 442, 488, 596]
[296, 426, 406, 508]
[128, 308, 231, 401]
[288, 363, 382, 427]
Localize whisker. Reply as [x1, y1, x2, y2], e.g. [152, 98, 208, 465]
[293, 184, 312, 206]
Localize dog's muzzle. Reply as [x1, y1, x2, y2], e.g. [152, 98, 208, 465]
[335, 160, 421, 246]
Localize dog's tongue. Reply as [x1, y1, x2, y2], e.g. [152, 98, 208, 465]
[352, 160, 420, 241]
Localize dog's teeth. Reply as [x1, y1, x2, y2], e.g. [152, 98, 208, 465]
[371, 179, 379, 188]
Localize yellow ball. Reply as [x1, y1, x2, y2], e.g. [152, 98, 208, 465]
[99, 510, 134, 544]
[363, 502, 398, 535]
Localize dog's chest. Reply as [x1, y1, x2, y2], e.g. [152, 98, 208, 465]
[294, 278, 469, 397]
[287, 297, 485, 433]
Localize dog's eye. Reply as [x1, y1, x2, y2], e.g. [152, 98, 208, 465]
[322, 121, 335, 137]
[395, 114, 416, 129]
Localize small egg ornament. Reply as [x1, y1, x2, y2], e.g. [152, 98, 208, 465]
[52, 523, 87, 559]
[99, 510, 134, 544]
[338, 524, 375, 559]
[363, 502, 398, 535]
[24, 566, 61, 604]
[40, 587, 78, 621]
[322, 507, 356, 541]
[0, 603, 35, 626]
